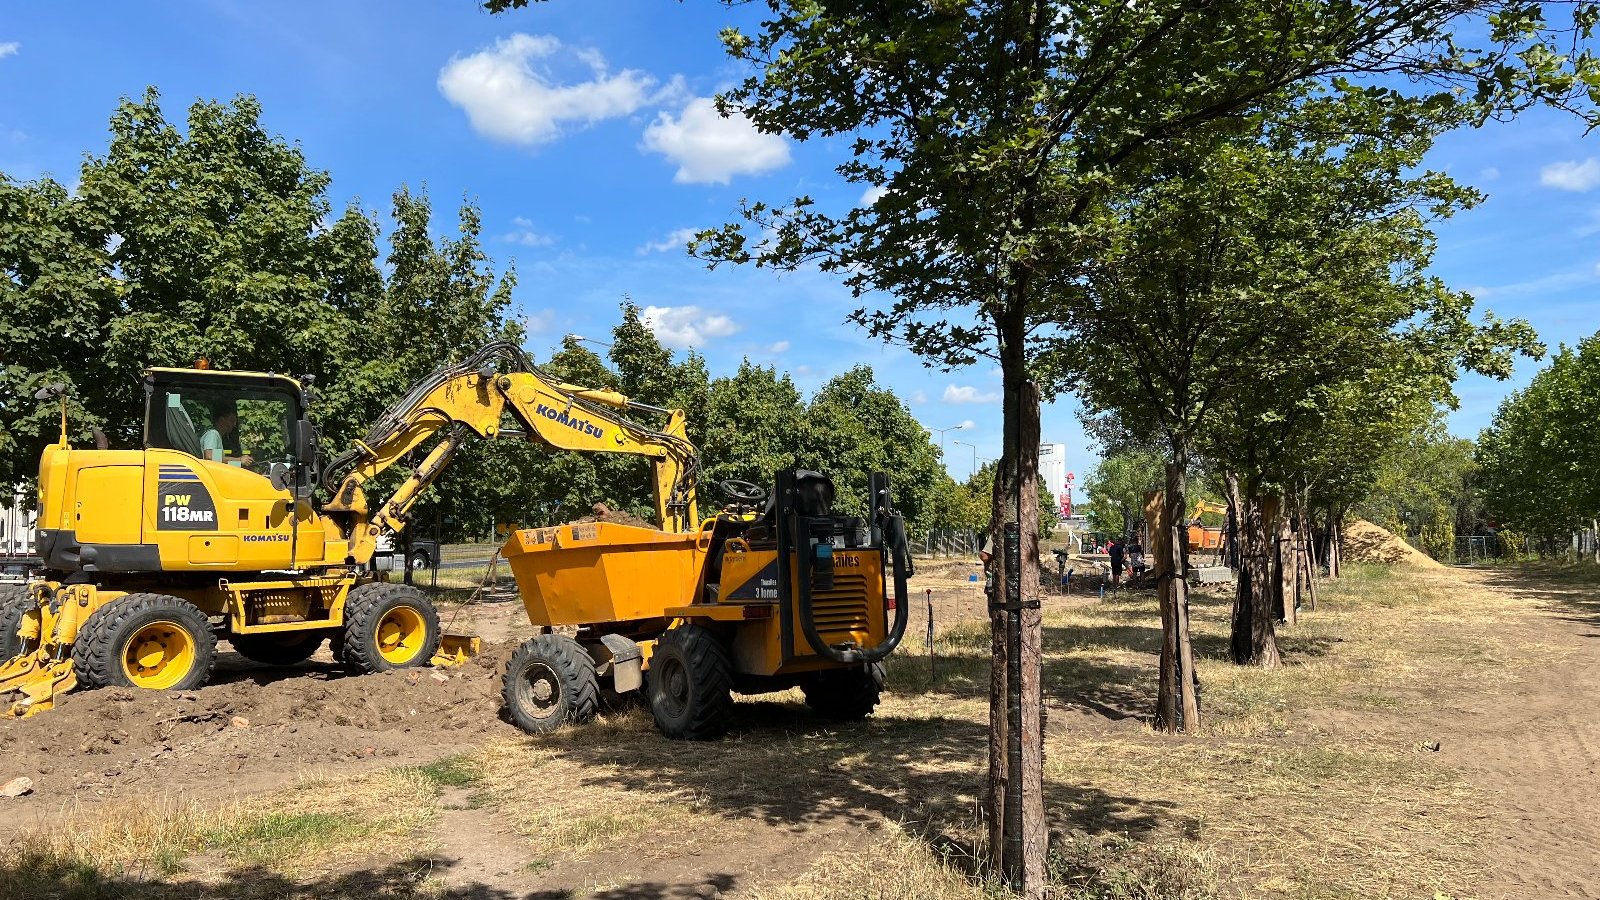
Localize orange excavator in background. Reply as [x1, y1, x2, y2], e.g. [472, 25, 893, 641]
[1187, 500, 1228, 554]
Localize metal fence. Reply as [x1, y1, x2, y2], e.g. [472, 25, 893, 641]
[922, 528, 982, 557]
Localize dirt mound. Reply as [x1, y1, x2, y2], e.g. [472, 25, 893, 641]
[571, 502, 657, 530]
[0, 640, 523, 833]
[1342, 519, 1446, 570]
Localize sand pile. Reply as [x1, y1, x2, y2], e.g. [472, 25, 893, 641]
[1342, 519, 1446, 570]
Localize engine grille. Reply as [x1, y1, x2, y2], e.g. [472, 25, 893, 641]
[811, 573, 870, 636]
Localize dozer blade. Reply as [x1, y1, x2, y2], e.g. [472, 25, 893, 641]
[0, 651, 78, 719]
[430, 633, 480, 667]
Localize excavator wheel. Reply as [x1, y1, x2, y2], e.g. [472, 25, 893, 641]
[1, 584, 34, 660]
[230, 631, 325, 667]
[802, 662, 886, 721]
[72, 593, 217, 692]
[502, 634, 599, 734]
[341, 583, 440, 674]
[647, 624, 734, 740]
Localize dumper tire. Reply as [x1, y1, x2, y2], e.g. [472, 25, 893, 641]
[647, 624, 734, 740]
[803, 661, 885, 721]
[230, 631, 326, 666]
[341, 583, 440, 674]
[502, 634, 599, 734]
[1, 585, 34, 660]
[73, 593, 217, 692]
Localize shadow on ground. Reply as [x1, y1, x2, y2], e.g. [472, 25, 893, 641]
[1471, 565, 1600, 637]
[0, 853, 737, 900]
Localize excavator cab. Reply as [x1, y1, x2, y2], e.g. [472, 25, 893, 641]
[142, 368, 320, 498]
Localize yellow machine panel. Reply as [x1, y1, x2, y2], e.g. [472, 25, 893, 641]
[187, 535, 239, 565]
[142, 450, 327, 570]
[73, 465, 143, 544]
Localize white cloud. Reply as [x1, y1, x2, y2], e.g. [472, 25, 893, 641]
[911, 389, 928, 404]
[0, 42, 18, 60]
[859, 185, 889, 206]
[638, 226, 700, 255]
[766, 340, 790, 354]
[1540, 158, 1600, 192]
[944, 384, 1001, 404]
[957, 418, 976, 430]
[641, 97, 791, 184]
[641, 304, 740, 348]
[521, 309, 556, 333]
[1479, 166, 1500, 181]
[502, 216, 554, 246]
[439, 34, 655, 146]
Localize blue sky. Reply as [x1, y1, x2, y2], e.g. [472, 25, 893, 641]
[1, 1, 1595, 493]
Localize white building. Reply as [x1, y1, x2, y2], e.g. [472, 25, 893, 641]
[1039, 442, 1069, 514]
[2, 486, 35, 559]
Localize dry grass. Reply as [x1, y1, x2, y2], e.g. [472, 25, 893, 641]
[747, 823, 992, 900]
[3, 561, 1559, 900]
[458, 715, 722, 862]
[1, 766, 442, 894]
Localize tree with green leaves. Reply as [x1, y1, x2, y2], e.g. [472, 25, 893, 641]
[1082, 449, 1165, 538]
[1478, 330, 1600, 550]
[801, 365, 944, 528]
[0, 89, 528, 542]
[643, 3, 1596, 886]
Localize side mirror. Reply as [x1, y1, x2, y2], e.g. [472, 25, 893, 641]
[291, 419, 319, 500]
[292, 419, 314, 459]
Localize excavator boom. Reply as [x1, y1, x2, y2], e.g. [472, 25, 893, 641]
[320, 342, 699, 563]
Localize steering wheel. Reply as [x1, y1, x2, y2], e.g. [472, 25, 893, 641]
[720, 479, 768, 503]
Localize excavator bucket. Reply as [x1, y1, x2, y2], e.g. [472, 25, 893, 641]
[431, 633, 480, 667]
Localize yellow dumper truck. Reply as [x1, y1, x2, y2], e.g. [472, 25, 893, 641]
[502, 470, 911, 739]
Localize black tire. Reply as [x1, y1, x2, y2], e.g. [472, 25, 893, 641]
[230, 631, 325, 666]
[647, 624, 734, 740]
[502, 634, 599, 734]
[408, 550, 431, 570]
[803, 662, 886, 721]
[340, 582, 440, 674]
[1, 584, 34, 660]
[72, 593, 217, 691]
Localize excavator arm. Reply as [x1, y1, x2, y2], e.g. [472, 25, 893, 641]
[320, 342, 699, 563]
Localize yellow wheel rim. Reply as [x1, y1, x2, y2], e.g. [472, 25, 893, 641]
[375, 605, 426, 665]
[121, 620, 197, 690]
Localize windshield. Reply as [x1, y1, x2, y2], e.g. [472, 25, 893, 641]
[146, 382, 295, 473]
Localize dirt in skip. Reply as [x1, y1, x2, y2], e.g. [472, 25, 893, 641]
[570, 502, 658, 530]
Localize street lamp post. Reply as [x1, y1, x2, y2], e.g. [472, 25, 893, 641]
[952, 440, 978, 481]
[566, 333, 613, 350]
[930, 422, 969, 460]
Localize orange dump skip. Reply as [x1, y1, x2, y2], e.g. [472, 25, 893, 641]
[500, 522, 707, 626]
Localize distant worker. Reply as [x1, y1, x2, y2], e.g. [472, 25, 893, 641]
[200, 402, 254, 469]
[1128, 535, 1146, 577]
[1108, 538, 1125, 586]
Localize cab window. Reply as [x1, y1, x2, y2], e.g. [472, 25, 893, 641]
[147, 385, 294, 472]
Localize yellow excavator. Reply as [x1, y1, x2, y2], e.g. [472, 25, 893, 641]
[0, 342, 697, 716]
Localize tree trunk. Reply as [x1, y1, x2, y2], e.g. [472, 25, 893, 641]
[987, 367, 1044, 895]
[1226, 473, 1252, 664]
[1278, 499, 1297, 627]
[1245, 493, 1283, 667]
[1224, 476, 1241, 570]
[1297, 505, 1318, 612]
[1156, 453, 1200, 733]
